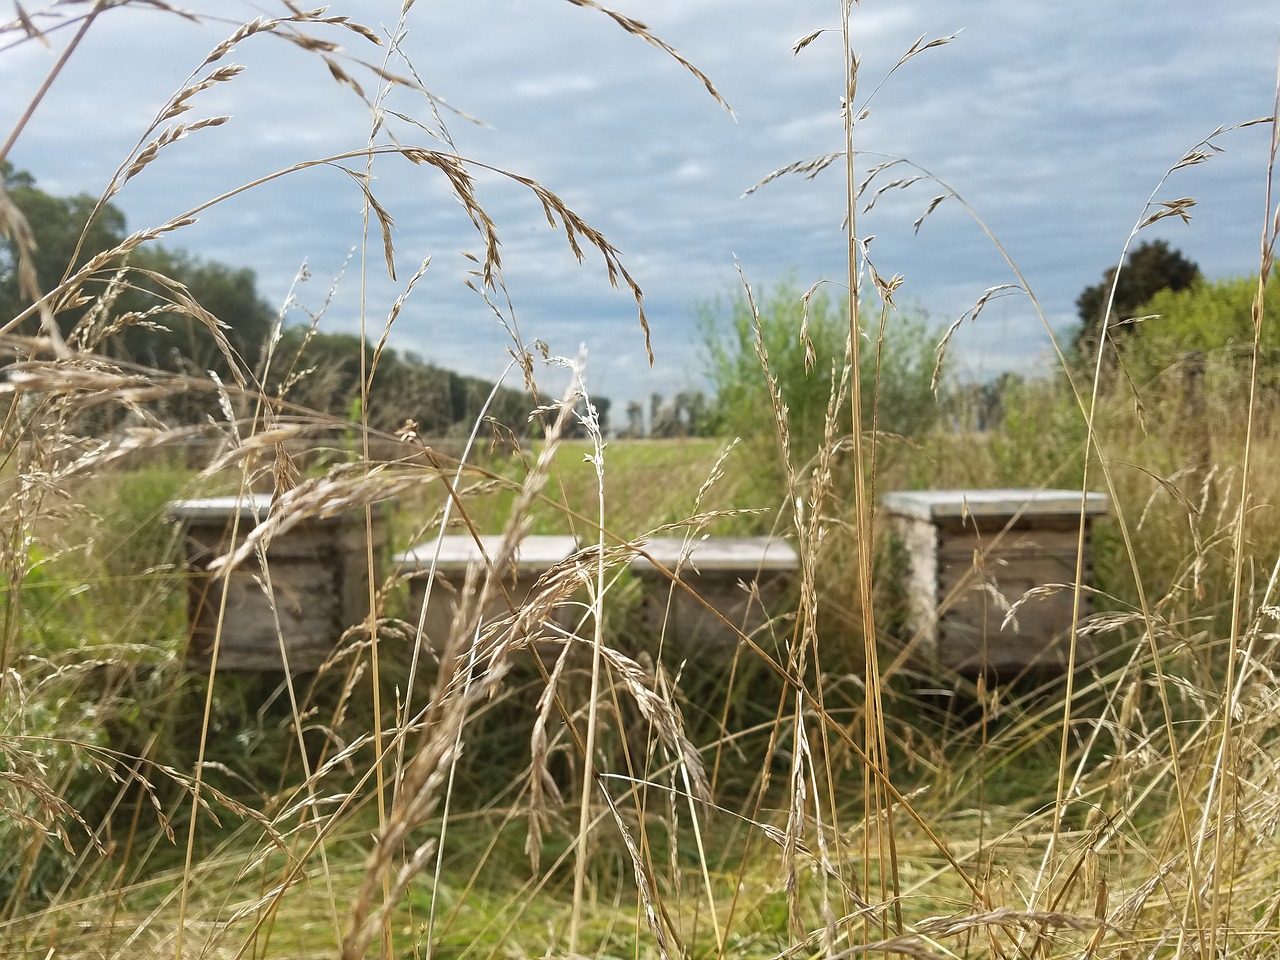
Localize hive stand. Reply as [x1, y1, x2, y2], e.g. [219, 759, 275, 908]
[628, 536, 799, 655]
[395, 534, 580, 656]
[882, 488, 1109, 679]
[168, 494, 391, 672]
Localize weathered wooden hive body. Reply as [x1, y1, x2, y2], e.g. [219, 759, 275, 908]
[881, 489, 1109, 678]
[629, 536, 799, 654]
[395, 534, 580, 655]
[168, 495, 391, 672]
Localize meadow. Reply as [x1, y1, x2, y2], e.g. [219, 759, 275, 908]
[3, 3, 1280, 959]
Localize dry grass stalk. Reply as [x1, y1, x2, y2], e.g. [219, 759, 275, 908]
[8, 4, 1280, 959]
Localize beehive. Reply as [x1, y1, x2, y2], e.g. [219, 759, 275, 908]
[882, 488, 1109, 677]
[168, 494, 392, 672]
[396, 534, 580, 655]
[628, 536, 799, 654]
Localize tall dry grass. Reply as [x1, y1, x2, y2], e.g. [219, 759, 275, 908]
[2, 3, 1280, 959]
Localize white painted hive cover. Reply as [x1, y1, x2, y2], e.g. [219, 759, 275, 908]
[396, 534, 579, 574]
[167, 493, 274, 522]
[881, 488, 1109, 521]
[629, 536, 799, 573]
[168, 493, 392, 523]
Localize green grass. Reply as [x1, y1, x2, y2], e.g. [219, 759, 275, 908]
[5, 3, 1280, 958]
[7, 412, 1280, 957]
[386, 437, 777, 549]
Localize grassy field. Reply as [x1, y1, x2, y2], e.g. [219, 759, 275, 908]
[6, 405, 1280, 958]
[5, 3, 1280, 959]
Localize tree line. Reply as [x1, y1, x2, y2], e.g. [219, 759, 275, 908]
[4, 160, 1267, 445]
[0, 163, 548, 438]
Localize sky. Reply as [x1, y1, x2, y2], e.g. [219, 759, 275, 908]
[2, 1, 1278, 412]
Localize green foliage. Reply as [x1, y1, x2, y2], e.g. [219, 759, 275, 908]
[0, 688, 108, 905]
[1, 165, 550, 438]
[0, 161, 128, 331]
[905, 374, 1090, 496]
[272, 327, 542, 437]
[1, 164, 275, 425]
[10, 543, 103, 653]
[111, 245, 275, 375]
[1119, 273, 1280, 389]
[700, 282, 940, 476]
[16, 467, 190, 653]
[0, 463, 194, 907]
[1075, 239, 1201, 357]
[986, 375, 1087, 488]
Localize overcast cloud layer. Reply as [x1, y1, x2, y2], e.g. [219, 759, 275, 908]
[3, 2, 1278, 406]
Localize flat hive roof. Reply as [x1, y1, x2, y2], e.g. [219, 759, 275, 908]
[629, 536, 799, 573]
[167, 493, 274, 522]
[168, 493, 392, 522]
[881, 488, 1110, 521]
[396, 534, 579, 574]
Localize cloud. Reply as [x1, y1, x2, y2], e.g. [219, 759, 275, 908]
[513, 74, 599, 99]
[4, 0, 1278, 410]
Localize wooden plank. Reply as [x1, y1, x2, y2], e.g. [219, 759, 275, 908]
[629, 537, 798, 654]
[891, 515, 940, 662]
[170, 495, 391, 672]
[882, 488, 1107, 677]
[395, 535, 580, 656]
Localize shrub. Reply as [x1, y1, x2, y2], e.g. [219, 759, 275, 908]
[699, 281, 939, 488]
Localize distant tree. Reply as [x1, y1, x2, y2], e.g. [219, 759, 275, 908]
[273, 328, 370, 418]
[593, 395, 611, 437]
[948, 371, 1026, 433]
[671, 391, 693, 436]
[1, 164, 274, 417]
[273, 327, 542, 438]
[649, 392, 683, 439]
[486, 375, 537, 438]
[560, 395, 605, 439]
[112, 245, 275, 381]
[658, 390, 713, 437]
[1075, 240, 1201, 358]
[622, 400, 645, 438]
[1, 160, 127, 333]
[0, 165, 584, 438]
[682, 390, 712, 436]
[650, 392, 666, 436]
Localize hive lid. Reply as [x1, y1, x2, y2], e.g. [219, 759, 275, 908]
[167, 493, 392, 523]
[396, 534, 579, 573]
[629, 536, 799, 573]
[881, 488, 1110, 521]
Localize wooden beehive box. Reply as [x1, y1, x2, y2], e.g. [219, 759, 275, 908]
[629, 536, 799, 655]
[396, 534, 580, 655]
[168, 494, 392, 672]
[882, 489, 1109, 678]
